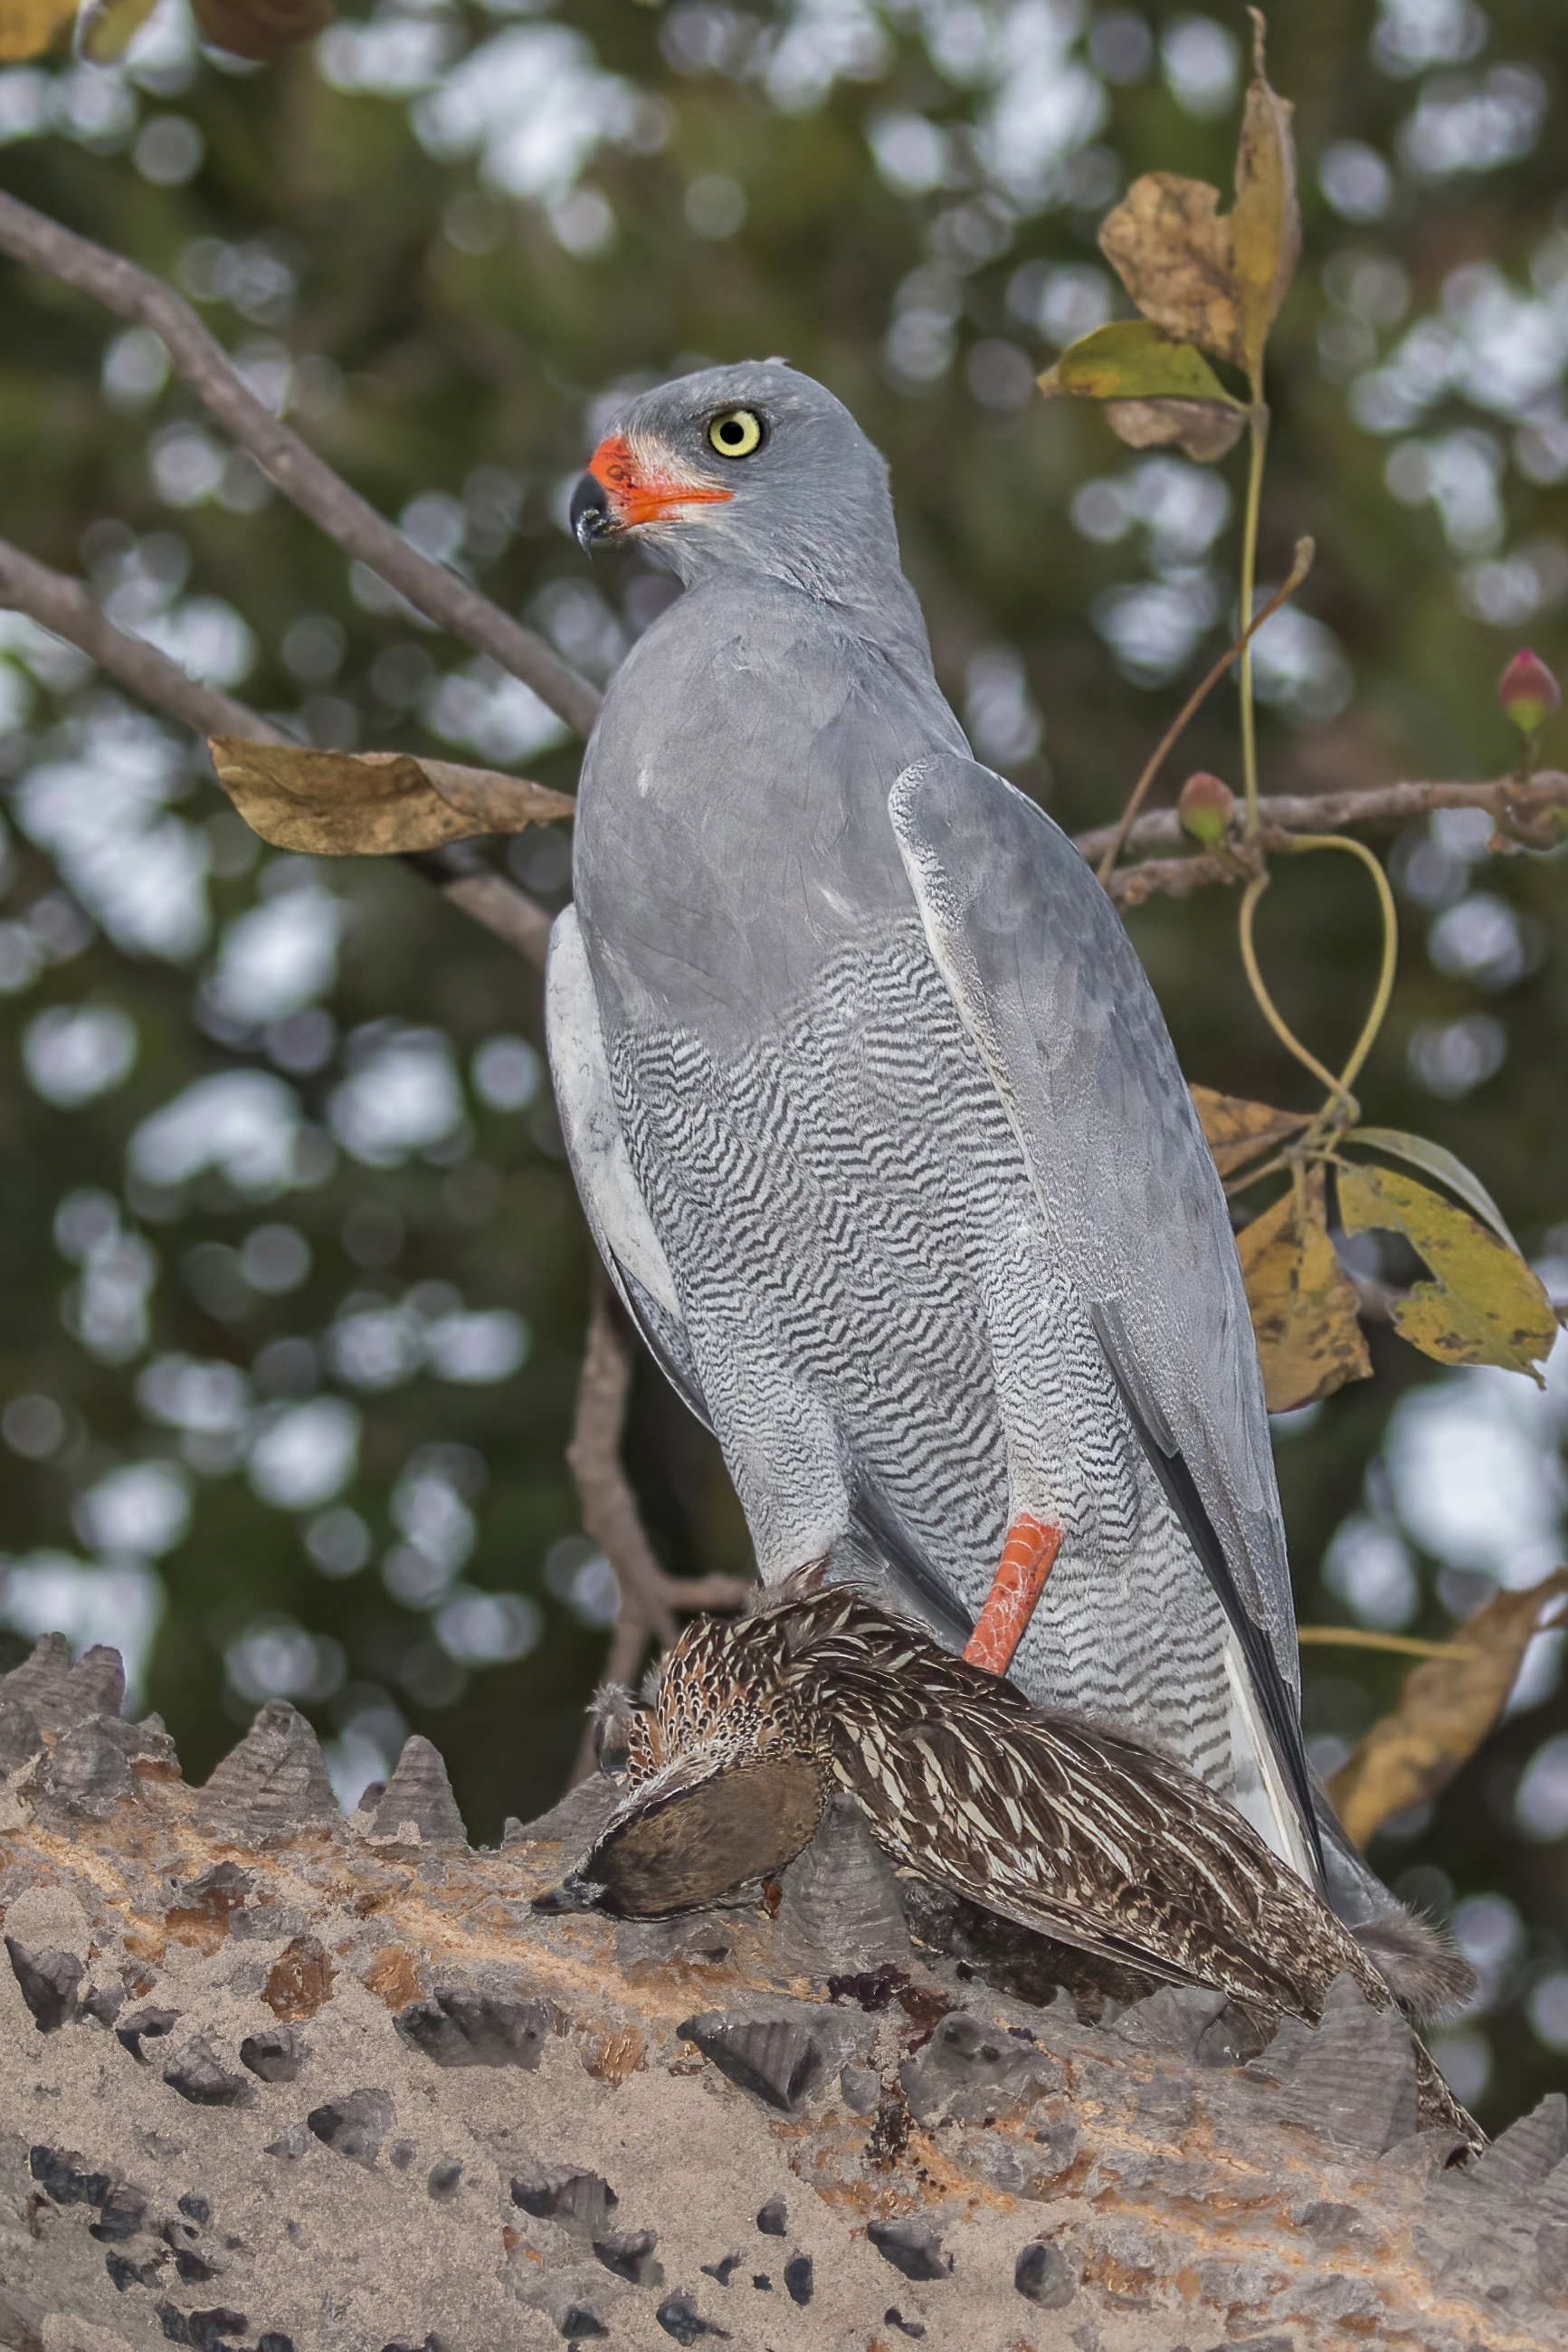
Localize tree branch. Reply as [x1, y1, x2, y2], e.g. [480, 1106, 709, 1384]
[1079, 770, 1568, 881]
[0, 189, 602, 741]
[0, 534, 289, 747]
[565, 1279, 751, 1781]
[0, 532, 557, 968]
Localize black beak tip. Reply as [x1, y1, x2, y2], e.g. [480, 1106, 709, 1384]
[570, 472, 613, 555]
[532, 1870, 605, 1915]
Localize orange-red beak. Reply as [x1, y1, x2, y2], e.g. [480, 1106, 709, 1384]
[571, 433, 734, 549]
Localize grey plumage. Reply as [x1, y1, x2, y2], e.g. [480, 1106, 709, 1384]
[549, 356, 1435, 1985]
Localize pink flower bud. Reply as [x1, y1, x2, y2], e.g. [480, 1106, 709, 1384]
[1498, 648, 1561, 735]
[1177, 770, 1237, 845]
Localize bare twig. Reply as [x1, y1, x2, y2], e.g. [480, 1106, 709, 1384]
[0, 535, 288, 747]
[0, 190, 601, 741]
[0, 532, 557, 967]
[1095, 538, 1316, 885]
[1078, 771, 1568, 871]
[565, 1280, 752, 1782]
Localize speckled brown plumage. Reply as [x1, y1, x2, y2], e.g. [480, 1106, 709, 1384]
[570, 1574, 1481, 2147]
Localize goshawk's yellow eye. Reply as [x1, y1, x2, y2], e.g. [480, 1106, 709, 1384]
[707, 407, 764, 459]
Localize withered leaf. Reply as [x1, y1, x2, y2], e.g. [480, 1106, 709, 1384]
[76, 0, 161, 60]
[0, 0, 76, 60]
[191, 0, 334, 59]
[1230, 9, 1301, 372]
[209, 736, 575, 857]
[1101, 397, 1248, 462]
[1235, 1167, 1371, 1414]
[1098, 173, 1245, 369]
[1327, 1569, 1568, 1848]
[1096, 14, 1299, 381]
[1190, 1083, 1312, 1179]
[1335, 1160, 1560, 1383]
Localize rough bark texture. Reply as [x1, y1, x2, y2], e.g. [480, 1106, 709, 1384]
[2, 1638, 1565, 2352]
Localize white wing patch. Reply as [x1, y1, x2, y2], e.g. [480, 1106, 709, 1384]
[546, 908, 684, 1323]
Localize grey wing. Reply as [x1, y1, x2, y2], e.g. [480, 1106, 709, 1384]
[889, 754, 1321, 1879]
[545, 908, 710, 1427]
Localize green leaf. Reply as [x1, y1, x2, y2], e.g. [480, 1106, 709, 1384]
[1335, 1161, 1560, 1382]
[1340, 1128, 1520, 1253]
[1038, 321, 1242, 407]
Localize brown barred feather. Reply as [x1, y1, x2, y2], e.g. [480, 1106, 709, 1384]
[568, 1576, 1480, 2148]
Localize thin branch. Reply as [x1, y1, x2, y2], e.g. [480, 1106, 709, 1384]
[1078, 770, 1568, 868]
[565, 1280, 751, 1782]
[0, 531, 556, 968]
[403, 846, 555, 967]
[1095, 536, 1315, 885]
[0, 190, 602, 741]
[0, 536, 288, 747]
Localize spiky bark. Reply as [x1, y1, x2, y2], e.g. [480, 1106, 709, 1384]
[1, 1636, 1564, 2352]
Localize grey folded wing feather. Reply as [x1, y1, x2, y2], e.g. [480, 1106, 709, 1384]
[889, 754, 1321, 1878]
[545, 907, 711, 1426]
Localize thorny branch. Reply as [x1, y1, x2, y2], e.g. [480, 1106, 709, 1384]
[565, 1281, 753, 1781]
[0, 189, 603, 741]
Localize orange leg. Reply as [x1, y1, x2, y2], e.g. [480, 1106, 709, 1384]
[963, 1513, 1061, 1677]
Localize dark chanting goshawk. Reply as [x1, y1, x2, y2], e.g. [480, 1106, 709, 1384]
[547, 358, 1451, 1998]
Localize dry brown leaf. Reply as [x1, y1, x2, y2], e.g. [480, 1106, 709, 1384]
[0, 0, 76, 60]
[1101, 396, 1249, 462]
[1097, 16, 1298, 381]
[1235, 1167, 1371, 1413]
[1336, 1159, 1560, 1382]
[1230, 9, 1301, 372]
[1190, 1083, 1312, 1178]
[1098, 173, 1245, 368]
[209, 736, 575, 857]
[191, 0, 333, 59]
[1327, 1568, 1568, 1847]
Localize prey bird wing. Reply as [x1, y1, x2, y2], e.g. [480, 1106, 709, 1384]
[889, 753, 1323, 1882]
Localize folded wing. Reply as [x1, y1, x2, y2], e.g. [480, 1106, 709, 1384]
[889, 753, 1322, 1883]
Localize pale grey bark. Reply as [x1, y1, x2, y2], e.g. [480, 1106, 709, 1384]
[2, 1635, 1564, 2352]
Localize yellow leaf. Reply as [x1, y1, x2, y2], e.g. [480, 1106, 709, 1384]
[208, 737, 575, 857]
[1100, 397, 1248, 463]
[1327, 1569, 1568, 1847]
[1235, 1167, 1372, 1414]
[1335, 1160, 1560, 1381]
[1190, 1083, 1312, 1178]
[1039, 319, 1241, 405]
[1098, 172, 1246, 369]
[1230, 9, 1301, 374]
[77, 0, 162, 62]
[191, 0, 334, 57]
[0, 0, 76, 61]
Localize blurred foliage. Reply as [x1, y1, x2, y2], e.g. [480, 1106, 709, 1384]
[0, 0, 1566, 2130]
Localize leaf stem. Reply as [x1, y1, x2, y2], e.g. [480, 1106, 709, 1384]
[1238, 386, 1269, 833]
[1296, 1627, 1476, 1661]
[1238, 868, 1351, 1109]
[1278, 833, 1400, 1097]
